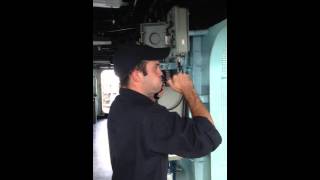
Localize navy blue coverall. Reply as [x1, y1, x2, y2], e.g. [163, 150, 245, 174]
[108, 88, 222, 180]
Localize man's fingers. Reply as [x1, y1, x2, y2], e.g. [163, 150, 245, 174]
[167, 79, 173, 87]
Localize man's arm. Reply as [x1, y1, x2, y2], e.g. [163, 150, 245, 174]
[149, 73, 221, 157]
[167, 73, 214, 124]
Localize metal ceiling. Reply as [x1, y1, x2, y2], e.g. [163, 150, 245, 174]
[93, 0, 226, 63]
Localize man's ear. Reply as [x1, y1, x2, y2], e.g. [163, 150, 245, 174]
[131, 69, 144, 83]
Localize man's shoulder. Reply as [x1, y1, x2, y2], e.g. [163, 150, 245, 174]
[109, 95, 172, 118]
[148, 103, 169, 113]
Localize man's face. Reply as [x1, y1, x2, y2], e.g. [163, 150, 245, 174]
[142, 60, 163, 95]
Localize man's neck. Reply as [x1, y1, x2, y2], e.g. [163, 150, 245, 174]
[125, 85, 155, 102]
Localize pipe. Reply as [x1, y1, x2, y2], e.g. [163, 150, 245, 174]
[189, 30, 208, 36]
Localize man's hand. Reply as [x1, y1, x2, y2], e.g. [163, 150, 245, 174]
[167, 73, 193, 95]
[167, 72, 214, 124]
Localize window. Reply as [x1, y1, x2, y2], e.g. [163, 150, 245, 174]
[101, 69, 120, 113]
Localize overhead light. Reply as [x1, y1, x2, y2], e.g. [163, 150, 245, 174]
[93, 41, 112, 46]
[93, 0, 128, 8]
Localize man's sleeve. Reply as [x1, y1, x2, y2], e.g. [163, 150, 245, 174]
[146, 105, 222, 158]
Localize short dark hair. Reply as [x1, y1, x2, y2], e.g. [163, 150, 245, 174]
[119, 60, 148, 87]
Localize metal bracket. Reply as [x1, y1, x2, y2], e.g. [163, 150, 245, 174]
[160, 62, 178, 70]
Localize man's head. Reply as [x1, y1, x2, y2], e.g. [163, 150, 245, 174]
[113, 43, 170, 97]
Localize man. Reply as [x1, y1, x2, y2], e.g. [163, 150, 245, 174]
[107, 43, 222, 180]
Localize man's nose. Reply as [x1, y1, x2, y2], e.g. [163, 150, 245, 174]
[159, 69, 163, 76]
